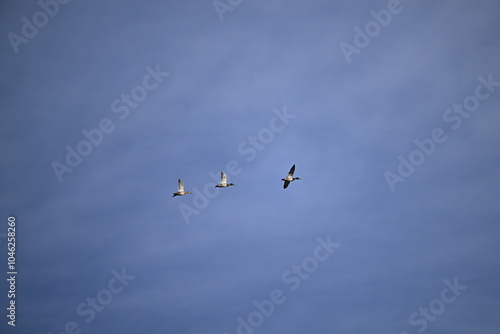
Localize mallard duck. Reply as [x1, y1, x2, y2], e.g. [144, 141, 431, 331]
[172, 179, 192, 197]
[281, 164, 301, 189]
[215, 171, 235, 188]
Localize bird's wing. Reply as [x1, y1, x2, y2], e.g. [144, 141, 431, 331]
[288, 164, 296, 177]
[283, 180, 290, 189]
[178, 179, 184, 192]
[221, 171, 227, 184]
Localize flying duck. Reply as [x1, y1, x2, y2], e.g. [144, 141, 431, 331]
[215, 171, 235, 188]
[172, 179, 192, 197]
[281, 164, 301, 189]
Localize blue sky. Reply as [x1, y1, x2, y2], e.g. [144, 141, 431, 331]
[1, 1, 500, 333]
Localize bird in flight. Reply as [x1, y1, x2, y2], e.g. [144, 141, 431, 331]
[281, 164, 301, 189]
[172, 179, 192, 197]
[215, 171, 235, 188]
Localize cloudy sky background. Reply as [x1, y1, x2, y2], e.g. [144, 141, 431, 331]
[1, 0, 500, 333]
